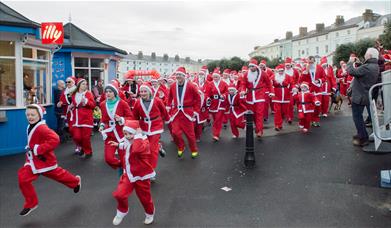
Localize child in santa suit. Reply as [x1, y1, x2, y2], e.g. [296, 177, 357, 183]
[319, 57, 337, 117]
[70, 78, 96, 158]
[284, 58, 300, 123]
[151, 78, 168, 105]
[291, 82, 321, 133]
[121, 73, 138, 109]
[132, 83, 169, 176]
[109, 120, 155, 225]
[205, 68, 228, 141]
[222, 69, 232, 128]
[225, 84, 247, 138]
[18, 104, 81, 216]
[100, 82, 134, 170]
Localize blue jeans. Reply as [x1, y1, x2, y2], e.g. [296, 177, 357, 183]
[352, 102, 369, 140]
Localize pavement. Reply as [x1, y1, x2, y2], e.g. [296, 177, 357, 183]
[1, 102, 391, 227]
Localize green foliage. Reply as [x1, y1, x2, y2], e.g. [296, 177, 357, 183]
[269, 58, 283, 69]
[380, 22, 391, 50]
[207, 56, 246, 72]
[333, 38, 375, 66]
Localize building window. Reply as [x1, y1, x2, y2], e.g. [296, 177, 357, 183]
[298, 50, 300, 56]
[306, 48, 309, 55]
[326, 34, 328, 40]
[316, 37, 319, 42]
[336, 32, 339, 37]
[316, 47, 319, 54]
[347, 30, 351, 35]
[298, 41, 301, 45]
[302, 50, 305, 55]
[306, 39, 308, 44]
[74, 57, 104, 89]
[325, 45, 329, 53]
[0, 41, 16, 107]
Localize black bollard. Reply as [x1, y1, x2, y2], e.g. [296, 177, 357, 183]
[244, 110, 255, 168]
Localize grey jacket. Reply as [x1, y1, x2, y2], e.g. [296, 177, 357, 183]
[347, 58, 379, 106]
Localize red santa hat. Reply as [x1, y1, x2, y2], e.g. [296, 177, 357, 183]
[139, 82, 153, 95]
[200, 65, 208, 74]
[125, 71, 135, 81]
[212, 68, 221, 77]
[223, 69, 231, 75]
[228, 83, 237, 92]
[231, 70, 238, 75]
[150, 78, 158, 83]
[27, 104, 46, 119]
[104, 82, 119, 97]
[123, 120, 140, 135]
[241, 65, 248, 72]
[76, 78, 86, 86]
[248, 58, 258, 67]
[66, 76, 77, 84]
[111, 79, 121, 88]
[295, 63, 302, 69]
[320, 56, 328, 66]
[275, 64, 285, 71]
[300, 81, 310, 89]
[175, 67, 187, 77]
[259, 60, 267, 66]
[285, 57, 293, 65]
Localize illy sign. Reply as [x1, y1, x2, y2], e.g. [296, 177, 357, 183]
[41, 22, 64, 44]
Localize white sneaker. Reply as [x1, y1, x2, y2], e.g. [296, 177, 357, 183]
[113, 210, 127, 226]
[144, 213, 154, 225]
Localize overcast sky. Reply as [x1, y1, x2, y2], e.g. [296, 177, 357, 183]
[4, 0, 390, 60]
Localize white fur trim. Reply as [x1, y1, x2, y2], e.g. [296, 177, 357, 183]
[134, 133, 147, 140]
[140, 85, 153, 95]
[123, 126, 136, 134]
[105, 84, 119, 96]
[33, 144, 39, 156]
[248, 63, 257, 67]
[175, 71, 186, 77]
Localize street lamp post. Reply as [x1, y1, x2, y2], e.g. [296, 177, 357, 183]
[244, 110, 255, 168]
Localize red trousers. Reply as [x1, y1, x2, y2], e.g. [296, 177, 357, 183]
[320, 95, 330, 115]
[223, 113, 228, 125]
[299, 112, 312, 130]
[148, 134, 160, 169]
[248, 102, 265, 135]
[264, 95, 270, 120]
[211, 111, 224, 138]
[312, 95, 322, 122]
[288, 98, 294, 121]
[194, 123, 203, 141]
[228, 113, 245, 137]
[113, 175, 154, 215]
[72, 127, 92, 155]
[18, 166, 79, 208]
[171, 112, 198, 152]
[104, 137, 122, 169]
[273, 102, 289, 128]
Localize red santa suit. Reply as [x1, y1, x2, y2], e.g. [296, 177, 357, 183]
[271, 66, 294, 129]
[70, 79, 95, 156]
[225, 87, 247, 137]
[205, 69, 228, 139]
[167, 67, 201, 153]
[18, 105, 79, 209]
[222, 69, 232, 127]
[260, 61, 275, 117]
[133, 84, 169, 169]
[100, 84, 134, 169]
[337, 66, 349, 96]
[320, 62, 337, 116]
[193, 75, 209, 141]
[59, 76, 77, 130]
[240, 59, 274, 136]
[121, 80, 139, 109]
[152, 84, 168, 105]
[291, 83, 321, 132]
[284, 58, 301, 121]
[298, 63, 326, 123]
[113, 122, 155, 217]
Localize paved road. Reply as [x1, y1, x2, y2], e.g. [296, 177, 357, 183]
[1, 107, 391, 227]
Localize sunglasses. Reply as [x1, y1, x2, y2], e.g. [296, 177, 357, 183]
[66, 81, 72, 84]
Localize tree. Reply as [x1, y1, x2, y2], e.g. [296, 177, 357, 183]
[354, 38, 375, 59]
[380, 22, 391, 50]
[269, 57, 283, 69]
[207, 56, 247, 72]
[333, 43, 355, 66]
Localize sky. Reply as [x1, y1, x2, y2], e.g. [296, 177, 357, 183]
[4, 0, 391, 60]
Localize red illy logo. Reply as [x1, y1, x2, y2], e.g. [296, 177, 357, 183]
[41, 22, 64, 44]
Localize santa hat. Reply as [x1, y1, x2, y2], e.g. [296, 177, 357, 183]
[248, 58, 258, 67]
[223, 69, 231, 75]
[66, 76, 77, 84]
[175, 67, 187, 77]
[320, 56, 328, 66]
[105, 82, 119, 97]
[231, 70, 237, 75]
[28, 104, 46, 119]
[139, 82, 153, 95]
[285, 57, 293, 65]
[111, 79, 121, 88]
[275, 64, 285, 71]
[150, 78, 158, 83]
[228, 83, 237, 92]
[212, 68, 221, 77]
[124, 71, 135, 81]
[295, 64, 302, 69]
[123, 120, 140, 135]
[200, 66, 208, 74]
[241, 65, 248, 72]
[300, 82, 310, 89]
[76, 78, 86, 86]
[259, 60, 267, 66]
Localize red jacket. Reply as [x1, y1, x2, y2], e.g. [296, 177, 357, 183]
[224, 93, 247, 118]
[299, 65, 326, 96]
[71, 91, 95, 128]
[24, 121, 60, 174]
[205, 80, 228, 113]
[167, 80, 201, 122]
[121, 83, 139, 108]
[240, 69, 274, 104]
[119, 134, 155, 183]
[100, 99, 134, 142]
[321, 65, 337, 95]
[133, 97, 169, 136]
[59, 89, 74, 124]
[292, 91, 320, 113]
[152, 85, 168, 105]
[193, 80, 209, 124]
[271, 73, 294, 103]
[285, 67, 301, 86]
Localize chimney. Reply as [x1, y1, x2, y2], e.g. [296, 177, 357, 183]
[363, 9, 374, 22]
[174, 54, 180, 62]
[198, 59, 202, 63]
[316, 23, 325, 33]
[254, 46, 260, 50]
[274, 38, 279, 43]
[335, 15, 344, 26]
[137, 51, 143, 59]
[299, 27, 308, 37]
[151, 52, 156, 60]
[185, 57, 190, 63]
[286, 31, 293, 39]
[163, 54, 168, 61]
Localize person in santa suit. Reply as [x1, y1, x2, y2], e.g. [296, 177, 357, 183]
[18, 104, 81, 216]
[205, 68, 228, 141]
[271, 65, 294, 131]
[99, 82, 134, 170]
[240, 58, 274, 138]
[319, 57, 337, 117]
[230, 70, 239, 87]
[121, 74, 138, 109]
[225, 83, 247, 138]
[109, 120, 155, 225]
[70, 78, 96, 158]
[259, 60, 275, 118]
[193, 66, 209, 142]
[56, 76, 77, 149]
[151, 78, 168, 105]
[167, 67, 201, 158]
[291, 82, 321, 133]
[132, 83, 169, 175]
[284, 57, 301, 123]
[101, 79, 127, 103]
[337, 61, 349, 97]
[221, 69, 232, 129]
[298, 56, 326, 127]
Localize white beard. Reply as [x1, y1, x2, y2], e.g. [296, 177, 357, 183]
[64, 86, 76, 95]
[247, 70, 258, 83]
[275, 73, 285, 84]
[285, 68, 293, 76]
